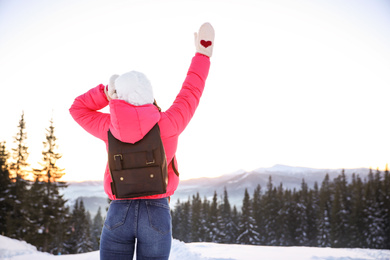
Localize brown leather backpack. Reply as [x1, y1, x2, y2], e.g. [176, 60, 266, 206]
[107, 124, 168, 198]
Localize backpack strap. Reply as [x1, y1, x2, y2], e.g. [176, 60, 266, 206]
[171, 156, 179, 177]
[114, 154, 123, 170]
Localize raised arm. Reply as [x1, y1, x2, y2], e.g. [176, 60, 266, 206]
[69, 84, 111, 141]
[163, 23, 214, 134]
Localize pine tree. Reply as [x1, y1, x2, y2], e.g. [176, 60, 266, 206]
[66, 200, 93, 253]
[262, 176, 278, 245]
[91, 207, 104, 251]
[308, 182, 320, 247]
[0, 141, 12, 236]
[201, 196, 211, 242]
[190, 193, 203, 242]
[317, 174, 332, 247]
[171, 199, 182, 240]
[349, 173, 365, 248]
[7, 112, 31, 240]
[221, 187, 238, 244]
[295, 179, 310, 246]
[275, 183, 288, 246]
[363, 169, 386, 248]
[285, 188, 299, 246]
[181, 200, 192, 242]
[207, 191, 224, 242]
[28, 118, 68, 254]
[172, 199, 191, 242]
[34, 118, 65, 182]
[24, 178, 46, 249]
[252, 184, 264, 244]
[237, 189, 259, 245]
[383, 164, 390, 249]
[330, 170, 351, 247]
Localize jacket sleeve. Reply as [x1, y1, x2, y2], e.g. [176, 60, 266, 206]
[69, 84, 111, 141]
[163, 53, 211, 135]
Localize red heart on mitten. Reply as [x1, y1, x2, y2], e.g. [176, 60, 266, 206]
[201, 40, 212, 48]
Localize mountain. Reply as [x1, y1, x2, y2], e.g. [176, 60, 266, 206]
[173, 164, 372, 208]
[60, 181, 108, 216]
[61, 164, 373, 214]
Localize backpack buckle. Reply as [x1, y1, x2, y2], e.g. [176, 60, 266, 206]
[146, 151, 155, 165]
[146, 159, 155, 165]
[114, 154, 123, 161]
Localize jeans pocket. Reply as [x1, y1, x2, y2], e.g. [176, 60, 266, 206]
[104, 201, 131, 230]
[145, 199, 171, 235]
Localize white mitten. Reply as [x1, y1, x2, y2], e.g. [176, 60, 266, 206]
[105, 74, 119, 101]
[194, 22, 215, 57]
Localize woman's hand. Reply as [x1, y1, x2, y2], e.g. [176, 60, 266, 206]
[105, 74, 119, 101]
[194, 23, 215, 57]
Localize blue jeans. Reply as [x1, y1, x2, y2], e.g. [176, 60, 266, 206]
[100, 198, 172, 260]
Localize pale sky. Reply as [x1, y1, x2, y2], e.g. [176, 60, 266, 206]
[1, 0, 389, 182]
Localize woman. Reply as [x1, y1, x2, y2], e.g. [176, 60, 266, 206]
[69, 22, 214, 259]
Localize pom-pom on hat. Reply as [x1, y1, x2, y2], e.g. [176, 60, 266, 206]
[113, 71, 154, 106]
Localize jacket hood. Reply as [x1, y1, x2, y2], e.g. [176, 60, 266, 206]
[109, 100, 161, 143]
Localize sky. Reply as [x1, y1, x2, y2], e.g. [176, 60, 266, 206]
[0, 0, 389, 182]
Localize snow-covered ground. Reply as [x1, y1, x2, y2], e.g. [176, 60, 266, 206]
[1, 235, 390, 260]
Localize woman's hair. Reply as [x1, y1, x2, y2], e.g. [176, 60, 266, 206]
[153, 99, 161, 112]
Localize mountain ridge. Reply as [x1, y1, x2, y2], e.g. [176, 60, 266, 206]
[62, 164, 375, 214]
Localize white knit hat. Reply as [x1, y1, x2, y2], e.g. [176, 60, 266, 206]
[113, 71, 154, 106]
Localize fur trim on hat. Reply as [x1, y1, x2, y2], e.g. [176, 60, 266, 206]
[114, 71, 154, 106]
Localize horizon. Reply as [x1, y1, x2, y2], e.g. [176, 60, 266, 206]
[62, 163, 388, 183]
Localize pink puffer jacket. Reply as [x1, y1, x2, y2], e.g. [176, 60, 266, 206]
[69, 53, 210, 200]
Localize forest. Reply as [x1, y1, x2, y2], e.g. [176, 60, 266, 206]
[172, 168, 390, 249]
[0, 113, 103, 254]
[1, 112, 389, 255]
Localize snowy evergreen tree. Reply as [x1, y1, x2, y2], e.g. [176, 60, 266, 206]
[363, 169, 386, 248]
[7, 112, 31, 240]
[24, 178, 46, 250]
[317, 174, 332, 247]
[65, 199, 93, 253]
[330, 171, 351, 248]
[237, 189, 259, 245]
[221, 187, 238, 244]
[28, 118, 68, 254]
[252, 184, 264, 244]
[171, 199, 181, 240]
[349, 173, 365, 248]
[91, 207, 104, 251]
[282, 187, 297, 246]
[207, 191, 223, 242]
[293, 180, 310, 246]
[201, 196, 211, 242]
[190, 193, 203, 242]
[383, 164, 390, 249]
[262, 176, 278, 245]
[0, 141, 12, 236]
[172, 199, 191, 242]
[308, 182, 320, 246]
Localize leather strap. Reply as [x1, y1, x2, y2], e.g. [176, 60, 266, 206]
[114, 154, 122, 170]
[171, 156, 179, 177]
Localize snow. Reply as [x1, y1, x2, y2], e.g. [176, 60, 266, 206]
[227, 172, 251, 184]
[1, 235, 390, 260]
[186, 243, 390, 260]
